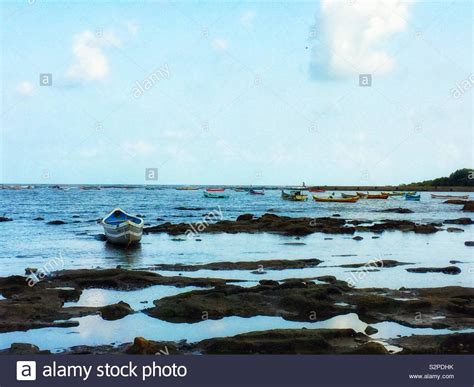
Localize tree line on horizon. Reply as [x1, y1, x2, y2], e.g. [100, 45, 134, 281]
[402, 168, 474, 187]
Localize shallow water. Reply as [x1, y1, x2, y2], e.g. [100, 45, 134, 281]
[1, 187, 473, 351]
[1, 311, 470, 353]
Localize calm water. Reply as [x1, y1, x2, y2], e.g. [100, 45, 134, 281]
[1, 187, 473, 351]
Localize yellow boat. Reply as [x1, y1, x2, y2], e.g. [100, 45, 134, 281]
[313, 195, 359, 203]
[281, 190, 308, 201]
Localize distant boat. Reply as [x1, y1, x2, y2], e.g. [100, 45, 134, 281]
[382, 191, 404, 196]
[234, 187, 246, 192]
[206, 188, 225, 192]
[203, 191, 228, 199]
[356, 192, 389, 199]
[281, 190, 308, 201]
[313, 195, 358, 203]
[249, 189, 265, 195]
[431, 194, 469, 199]
[176, 186, 199, 191]
[308, 187, 325, 192]
[101, 208, 144, 246]
[405, 193, 420, 201]
[341, 193, 359, 199]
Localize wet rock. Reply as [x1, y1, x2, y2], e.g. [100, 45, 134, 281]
[324, 237, 333, 240]
[5, 343, 48, 355]
[390, 333, 474, 354]
[364, 326, 378, 335]
[156, 217, 165, 221]
[379, 208, 414, 214]
[47, 220, 66, 225]
[100, 301, 133, 320]
[237, 214, 253, 221]
[444, 217, 473, 225]
[339, 260, 412, 269]
[406, 266, 461, 275]
[24, 268, 38, 275]
[372, 236, 380, 239]
[174, 207, 203, 211]
[465, 241, 474, 246]
[462, 201, 474, 212]
[0, 217, 13, 222]
[447, 227, 464, 233]
[443, 199, 468, 205]
[148, 258, 322, 272]
[332, 214, 341, 217]
[126, 337, 181, 355]
[259, 280, 279, 287]
[196, 329, 388, 355]
[72, 215, 80, 218]
[33, 217, 44, 221]
[352, 236, 363, 241]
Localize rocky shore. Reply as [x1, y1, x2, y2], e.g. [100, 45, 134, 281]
[142, 213, 472, 236]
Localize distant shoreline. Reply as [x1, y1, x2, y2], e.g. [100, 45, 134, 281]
[1, 184, 473, 192]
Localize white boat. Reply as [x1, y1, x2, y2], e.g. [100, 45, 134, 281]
[101, 208, 144, 246]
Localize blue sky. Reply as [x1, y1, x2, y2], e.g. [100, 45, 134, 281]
[1, 0, 472, 185]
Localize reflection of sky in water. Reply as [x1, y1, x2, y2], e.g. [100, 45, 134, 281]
[1, 312, 470, 353]
[63, 285, 201, 310]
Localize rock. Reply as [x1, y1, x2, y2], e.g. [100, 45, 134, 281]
[324, 238, 333, 240]
[72, 215, 80, 218]
[444, 218, 473, 225]
[33, 217, 45, 221]
[372, 236, 380, 239]
[379, 208, 414, 214]
[450, 260, 463, 264]
[462, 201, 474, 212]
[24, 268, 38, 275]
[465, 241, 474, 246]
[390, 333, 474, 354]
[47, 220, 66, 225]
[156, 218, 165, 221]
[259, 280, 279, 287]
[174, 207, 203, 211]
[125, 337, 180, 355]
[100, 301, 133, 321]
[352, 236, 363, 241]
[332, 214, 341, 217]
[0, 217, 13, 222]
[406, 266, 461, 275]
[444, 199, 468, 205]
[8, 343, 43, 354]
[447, 227, 464, 233]
[364, 326, 378, 335]
[237, 214, 253, 221]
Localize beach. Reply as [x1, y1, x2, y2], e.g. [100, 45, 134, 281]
[0, 186, 473, 354]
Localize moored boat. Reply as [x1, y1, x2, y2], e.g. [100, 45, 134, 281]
[313, 195, 358, 203]
[249, 189, 265, 195]
[203, 191, 229, 199]
[101, 208, 144, 246]
[176, 186, 199, 191]
[341, 193, 358, 198]
[281, 190, 308, 201]
[206, 188, 225, 192]
[356, 192, 389, 199]
[431, 194, 469, 199]
[405, 193, 420, 201]
[308, 187, 325, 192]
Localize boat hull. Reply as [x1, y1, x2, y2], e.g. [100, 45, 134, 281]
[204, 191, 229, 199]
[101, 208, 144, 246]
[313, 196, 358, 203]
[431, 194, 468, 199]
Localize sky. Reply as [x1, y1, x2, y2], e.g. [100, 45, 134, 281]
[1, 0, 472, 185]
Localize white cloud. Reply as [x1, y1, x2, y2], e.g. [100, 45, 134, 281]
[240, 10, 256, 29]
[212, 38, 228, 51]
[315, 0, 415, 76]
[67, 30, 121, 82]
[16, 81, 34, 96]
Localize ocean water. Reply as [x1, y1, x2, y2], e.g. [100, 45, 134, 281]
[0, 187, 473, 351]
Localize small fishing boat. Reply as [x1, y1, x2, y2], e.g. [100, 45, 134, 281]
[356, 192, 389, 199]
[101, 208, 144, 246]
[176, 186, 199, 191]
[203, 191, 229, 199]
[206, 188, 225, 192]
[431, 194, 469, 199]
[341, 193, 358, 199]
[308, 187, 325, 192]
[383, 191, 404, 196]
[249, 189, 265, 195]
[313, 195, 358, 203]
[281, 190, 308, 201]
[405, 193, 420, 201]
[234, 187, 246, 192]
